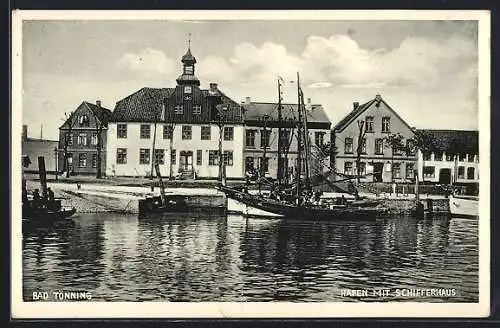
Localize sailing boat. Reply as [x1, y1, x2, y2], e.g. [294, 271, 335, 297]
[218, 73, 388, 221]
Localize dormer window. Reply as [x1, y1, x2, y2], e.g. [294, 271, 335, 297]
[184, 86, 192, 94]
[174, 104, 183, 115]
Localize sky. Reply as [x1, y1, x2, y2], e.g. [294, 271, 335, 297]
[21, 18, 479, 140]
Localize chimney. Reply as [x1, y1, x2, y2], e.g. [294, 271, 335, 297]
[375, 94, 382, 101]
[307, 98, 311, 105]
[245, 96, 251, 104]
[96, 100, 102, 107]
[22, 125, 27, 141]
[353, 102, 359, 110]
[209, 83, 218, 91]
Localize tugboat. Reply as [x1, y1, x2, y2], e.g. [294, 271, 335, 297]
[22, 156, 76, 229]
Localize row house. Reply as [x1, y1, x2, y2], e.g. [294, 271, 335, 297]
[241, 97, 332, 182]
[58, 101, 112, 175]
[106, 46, 245, 179]
[333, 94, 417, 183]
[416, 129, 479, 184]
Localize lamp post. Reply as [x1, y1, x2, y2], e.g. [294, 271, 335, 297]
[67, 156, 73, 177]
[54, 147, 58, 181]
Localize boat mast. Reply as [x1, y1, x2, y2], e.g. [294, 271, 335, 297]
[300, 85, 311, 189]
[295, 72, 302, 201]
[277, 76, 283, 189]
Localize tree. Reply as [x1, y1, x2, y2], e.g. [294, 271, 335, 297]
[95, 110, 105, 179]
[355, 120, 368, 183]
[384, 133, 405, 182]
[405, 130, 438, 155]
[61, 111, 75, 178]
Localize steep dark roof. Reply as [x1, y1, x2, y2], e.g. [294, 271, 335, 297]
[181, 47, 196, 64]
[110, 87, 175, 122]
[333, 99, 376, 132]
[242, 102, 331, 124]
[417, 129, 479, 154]
[333, 95, 415, 135]
[84, 101, 113, 126]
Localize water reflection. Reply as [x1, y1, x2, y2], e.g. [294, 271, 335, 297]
[22, 213, 478, 302]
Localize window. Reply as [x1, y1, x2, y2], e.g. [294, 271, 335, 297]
[139, 149, 150, 165]
[66, 132, 74, 146]
[345, 138, 353, 154]
[260, 130, 271, 148]
[423, 166, 435, 178]
[171, 149, 176, 164]
[406, 163, 414, 179]
[78, 153, 87, 167]
[365, 116, 374, 132]
[200, 126, 211, 140]
[224, 127, 234, 141]
[392, 163, 401, 179]
[382, 117, 391, 133]
[459, 153, 466, 161]
[360, 138, 367, 154]
[245, 157, 255, 171]
[91, 134, 98, 146]
[116, 148, 127, 164]
[375, 138, 384, 155]
[92, 154, 98, 168]
[467, 167, 475, 180]
[184, 65, 194, 74]
[182, 126, 192, 140]
[174, 104, 183, 115]
[315, 132, 325, 147]
[184, 86, 192, 94]
[140, 124, 151, 139]
[193, 105, 202, 115]
[79, 115, 89, 126]
[446, 153, 454, 161]
[117, 124, 127, 138]
[154, 149, 165, 165]
[163, 125, 173, 139]
[196, 150, 202, 166]
[468, 154, 475, 162]
[423, 152, 431, 161]
[458, 166, 465, 179]
[280, 130, 290, 148]
[434, 152, 443, 161]
[209, 150, 219, 166]
[358, 162, 366, 176]
[223, 151, 233, 166]
[344, 162, 353, 175]
[392, 144, 403, 156]
[259, 157, 269, 173]
[406, 140, 415, 156]
[246, 130, 256, 148]
[78, 133, 87, 146]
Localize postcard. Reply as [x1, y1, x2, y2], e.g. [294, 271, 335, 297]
[11, 9, 490, 318]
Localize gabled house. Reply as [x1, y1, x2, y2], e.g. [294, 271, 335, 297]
[106, 45, 244, 179]
[333, 94, 416, 183]
[58, 101, 112, 176]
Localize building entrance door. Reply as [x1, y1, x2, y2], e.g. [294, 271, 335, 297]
[179, 151, 193, 172]
[439, 168, 451, 184]
[373, 162, 384, 182]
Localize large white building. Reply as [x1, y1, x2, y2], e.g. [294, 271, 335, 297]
[416, 129, 479, 185]
[106, 46, 245, 179]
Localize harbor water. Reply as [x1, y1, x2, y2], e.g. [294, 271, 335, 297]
[22, 213, 478, 302]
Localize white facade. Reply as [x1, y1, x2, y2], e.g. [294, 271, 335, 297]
[417, 150, 479, 184]
[106, 122, 245, 179]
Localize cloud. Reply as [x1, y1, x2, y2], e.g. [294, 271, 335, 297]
[117, 48, 175, 77]
[195, 34, 476, 92]
[308, 82, 332, 89]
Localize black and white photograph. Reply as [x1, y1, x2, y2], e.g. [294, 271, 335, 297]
[11, 10, 490, 318]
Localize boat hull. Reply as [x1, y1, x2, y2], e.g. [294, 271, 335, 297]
[449, 195, 479, 218]
[218, 186, 386, 221]
[227, 197, 284, 218]
[22, 206, 76, 228]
